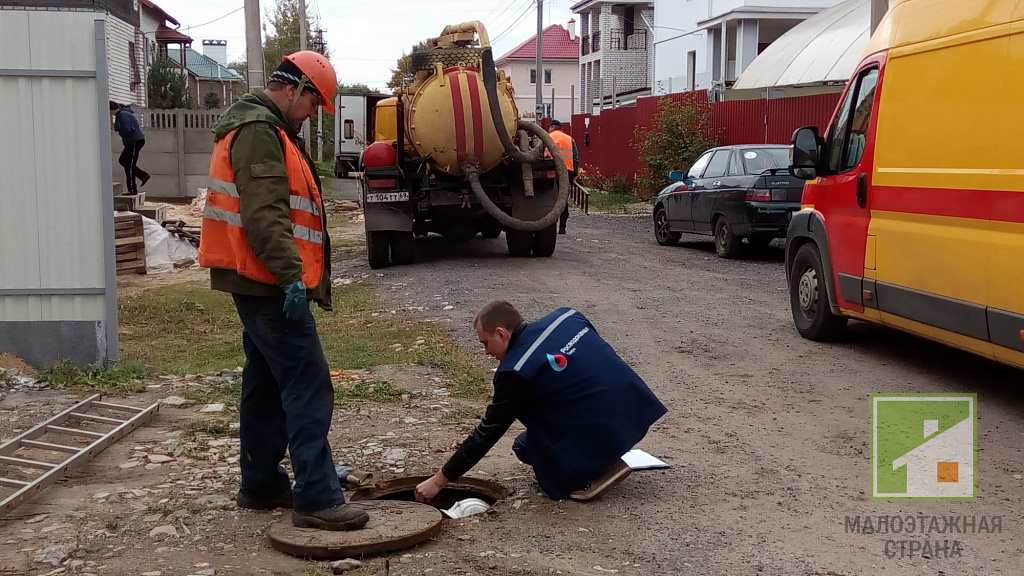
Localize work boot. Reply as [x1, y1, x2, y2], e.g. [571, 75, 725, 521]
[140, 174, 150, 187]
[292, 503, 369, 531]
[235, 489, 293, 510]
[569, 459, 631, 501]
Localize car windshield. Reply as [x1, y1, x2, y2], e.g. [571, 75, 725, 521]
[740, 148, 789, 175]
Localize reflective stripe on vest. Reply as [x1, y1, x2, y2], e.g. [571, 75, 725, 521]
[544, 130, 575, 171]
[198, 126, 325, 287]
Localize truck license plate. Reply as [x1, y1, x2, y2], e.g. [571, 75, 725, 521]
[365, 192, 409, 203]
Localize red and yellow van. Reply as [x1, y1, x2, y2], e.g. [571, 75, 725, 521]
[787, 0, 1024, 369]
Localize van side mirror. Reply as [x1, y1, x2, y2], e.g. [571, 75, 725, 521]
[790, 126, 821, 180]
[669, 170, 683, 182]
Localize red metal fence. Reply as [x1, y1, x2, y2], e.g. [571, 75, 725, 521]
[569, 90, 843, 179]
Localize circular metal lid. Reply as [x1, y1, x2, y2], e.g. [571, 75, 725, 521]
[268, 501, 443, 559]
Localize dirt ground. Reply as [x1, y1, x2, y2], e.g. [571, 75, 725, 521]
[1, 188, 1022, 575]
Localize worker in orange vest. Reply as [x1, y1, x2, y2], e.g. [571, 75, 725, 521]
[545, 119, 578, 234]
[198, 52, 368, 532]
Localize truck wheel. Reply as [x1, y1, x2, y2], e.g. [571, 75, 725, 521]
[531, 224, 557, 257]
[714, 217, 743, 259]
[390, 231, 415, 265]
[411, 48, 482, 71]
[366, 230, 391, 269]
[789, 243, 848, 341]
[506, 229, 533, 257]
[480, 218, 502, 239]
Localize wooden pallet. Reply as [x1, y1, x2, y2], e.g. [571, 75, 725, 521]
[114, 213, 147, 275]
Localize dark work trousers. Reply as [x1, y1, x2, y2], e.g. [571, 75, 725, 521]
[118, 139, 149, 195]
[512, 432, 534, 466]
[559, 170, 576, 232]
[231, 293, 346, 513]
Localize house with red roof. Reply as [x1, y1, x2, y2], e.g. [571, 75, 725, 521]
[496, 21, 580, 121]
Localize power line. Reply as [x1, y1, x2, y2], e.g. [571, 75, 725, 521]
[491, 0, 536, 45]
[183, 6, 244, 31]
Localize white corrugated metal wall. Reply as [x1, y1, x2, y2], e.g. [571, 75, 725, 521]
[0, 9, 118, 368]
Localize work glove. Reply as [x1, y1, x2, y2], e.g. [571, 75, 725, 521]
[283, 280, 307, 321]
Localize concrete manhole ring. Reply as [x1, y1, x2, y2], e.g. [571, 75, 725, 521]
[267, 500, 442, 559]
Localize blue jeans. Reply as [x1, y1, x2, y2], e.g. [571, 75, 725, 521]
[232, 293, 345, 512]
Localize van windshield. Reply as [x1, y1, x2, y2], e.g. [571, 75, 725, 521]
[741, 148, 790, 175]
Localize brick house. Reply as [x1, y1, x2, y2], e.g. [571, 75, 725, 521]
[496, 22, 581, 121]
[572, 0, 655, 113]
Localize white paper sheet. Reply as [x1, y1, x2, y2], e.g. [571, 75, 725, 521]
[621, 449, 669, 470]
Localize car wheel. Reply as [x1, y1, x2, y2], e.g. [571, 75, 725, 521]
[366, 230, 391, 269]
[714, 217, 742, 259]
[789, 243, 848, 341]
[390, 231, 415, 265]
[506, 229, 533, 257]
[532, 224, 558, 257]
[654, 207, 682, 246]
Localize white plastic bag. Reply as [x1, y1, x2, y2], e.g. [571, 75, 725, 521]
[141, 215, 198, 274]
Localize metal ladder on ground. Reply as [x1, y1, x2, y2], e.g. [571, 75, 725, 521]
[0, 394, 159, 516]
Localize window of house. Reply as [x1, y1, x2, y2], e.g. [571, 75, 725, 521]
[686, 51, 697, 91]
[623, 6, 635, 37]
[129, 41, 140, 88]
[530, 69, 537, 84]
[544, 69, 552, 84]
[826, 67, 879, 174]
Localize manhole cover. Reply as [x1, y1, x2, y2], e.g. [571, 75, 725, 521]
[267, 500, 442, 559]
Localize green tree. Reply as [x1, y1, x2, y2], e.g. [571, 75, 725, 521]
[147, 55, 192, 109]
[203, 89, 221, 110]
[227, 58, 249, 101]
[387, 43, 426, 91]
[262, 0, 326, 76]
[633, 98, 718, 198]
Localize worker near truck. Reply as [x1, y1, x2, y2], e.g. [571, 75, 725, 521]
[198, 52, 368, 532]
[415, 301, 667, 502]
[545, 119, 577, 235]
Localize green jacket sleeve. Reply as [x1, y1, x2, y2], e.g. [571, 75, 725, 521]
[572, 139, 579, 172]
[229, 123, 303, 287]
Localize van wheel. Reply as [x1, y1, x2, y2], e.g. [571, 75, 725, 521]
[532, 224, 557, 257]
[366, 230, 391, 269]
[390, 231, 415, 265]
[654, 207, 681, 246]
[714, 217, 742, 259]
[506, 229, 533, 257]
[790, 243, 848, 341]
[480, 218, 502, 239]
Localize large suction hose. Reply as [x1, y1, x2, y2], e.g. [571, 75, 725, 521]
[481, 48, 545, 164]
[465, 120, 569, 232]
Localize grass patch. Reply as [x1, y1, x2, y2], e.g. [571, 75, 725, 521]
[182, 377, 242, 407]
[440, 406, 478, 423]
[184, 419, 237, 439]
[588, 189, 649, 214]
[119, 281, 489, 399]
[335, 380, 404, 406]
[38, 360, 149, 393]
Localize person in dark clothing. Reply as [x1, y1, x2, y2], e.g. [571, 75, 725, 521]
[110, 101, 150, 195]
[415, 301, 667, 502]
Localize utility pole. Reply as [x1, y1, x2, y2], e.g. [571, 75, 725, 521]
[299, 0, 310, 147]
[535, 0, 544, 121]
[243, 0, 265, 90]
[315, 28, 325, 163]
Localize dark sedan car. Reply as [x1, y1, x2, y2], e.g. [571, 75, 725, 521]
[652, 145, 804, 258]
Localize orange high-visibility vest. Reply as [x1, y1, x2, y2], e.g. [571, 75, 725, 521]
[198, 126, 325, 288]
[545, 129, 575, 172]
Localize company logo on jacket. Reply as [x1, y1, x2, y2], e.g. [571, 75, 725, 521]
[546, 353, 568, 371]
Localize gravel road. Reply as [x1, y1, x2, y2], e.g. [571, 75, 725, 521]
[336, 179, 1023, 575]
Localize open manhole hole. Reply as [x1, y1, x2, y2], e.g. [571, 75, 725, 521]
[348, 475, 510, 511]
[268, 476, 509, 560]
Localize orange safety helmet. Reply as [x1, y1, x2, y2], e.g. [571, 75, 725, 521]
[282, 51, 337, 114]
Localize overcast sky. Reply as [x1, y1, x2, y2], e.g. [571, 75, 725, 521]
[161, 0, 577, 90]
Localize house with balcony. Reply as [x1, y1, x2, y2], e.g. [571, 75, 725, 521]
[572, 0, 655, 113]
[652, 0, 845, 99]
[496, 21, 581, 121]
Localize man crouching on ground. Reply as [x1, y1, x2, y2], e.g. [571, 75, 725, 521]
[416, 302, 667, 502]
